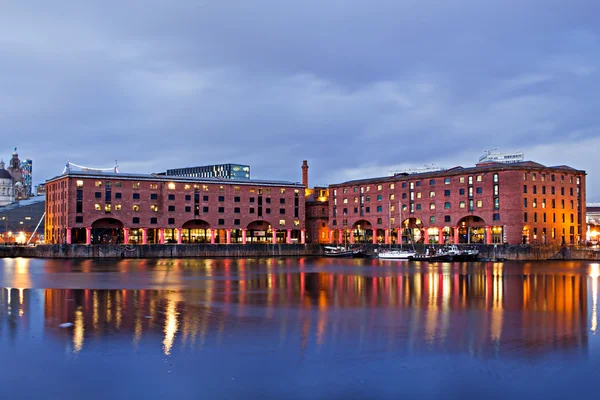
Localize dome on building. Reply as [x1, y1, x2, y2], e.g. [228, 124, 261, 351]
[0, 168, 12, 180]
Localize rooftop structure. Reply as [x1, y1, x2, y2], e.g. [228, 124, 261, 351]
[165, 163, 250, 180]
[478, 149, 524, 164]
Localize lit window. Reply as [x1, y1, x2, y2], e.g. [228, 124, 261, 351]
[184, 184, 191, 190]
[279, 219, 286, 226]
[94, 204, 101, 210]
[220, 185, 225, 191]
[151, 205, 159, 212]
[377, 185, 382, 190]
[203, 185, 209, 191]
[280, 188, 286, 194]
[168, 182, 176, 190]
[150, 184, 158, 190]
[133, 182, 140, 189]
[76, 180, 83, 188]
[417, 192, 422, 199]
[105, 204, 111, 212]
[95, 181, 102, 187]
[294, 220, 300, 226]
[477, 175, 482, 182]
[133, 205, 139, 212]
[477, 200, 483, 208]
[459, 177, 465, 183]
[390, 194, 395, 200]
[444, 178, 450, 184]
[459, 201, 466, 209]
[430, 203, 436, 210]
[390, 183, 395, 189]
[429, 191, 435, 198]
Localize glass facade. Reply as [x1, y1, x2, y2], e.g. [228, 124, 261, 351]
[166, 164, 250, 180]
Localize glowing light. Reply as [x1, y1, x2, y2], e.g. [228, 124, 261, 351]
[73, 308, 85, 354]
[591, 264, 599, 334]
[163, 300, 179, 356]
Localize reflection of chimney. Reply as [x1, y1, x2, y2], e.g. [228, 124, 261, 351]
[302, 160, 309, 188]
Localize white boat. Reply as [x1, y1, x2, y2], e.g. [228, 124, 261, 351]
[377, 249, 416, 260]
[324, 246, 364, 258]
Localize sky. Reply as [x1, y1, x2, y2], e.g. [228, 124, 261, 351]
[1, 1, 599, 199]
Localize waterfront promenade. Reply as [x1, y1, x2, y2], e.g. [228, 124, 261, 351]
[2, 243, 600, 261]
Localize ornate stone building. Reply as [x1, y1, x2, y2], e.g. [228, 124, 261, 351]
[0, 147, 30, 204]
[0, 160, 14, 206]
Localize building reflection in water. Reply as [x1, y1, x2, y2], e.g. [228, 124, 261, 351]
[0, 258, 595, 358]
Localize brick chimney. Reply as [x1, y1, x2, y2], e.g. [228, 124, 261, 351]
[301, 160, 309, 188]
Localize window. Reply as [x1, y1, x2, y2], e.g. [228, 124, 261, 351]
[416, 193, 421, 199]
[150, 217, 157, 224]
[430, 216, 436, 223]
[95, 181, 102, 187]
[365, 196, 371, 202]
[444, 190, 450, 196]
[523, 185, 527, 194]
[390, 194, 395, 200]
[430, 203, 436, 210]
[459, 189, 465, 195]
[132, 182, 140, 189]
[476, 200, 483, 208]
[416, 204, 421, 210]
[168, 218, 175, 225]
[168, 194, 175, 201]
[444, 202, 451, 209]
[444, 215, 451, 222]
[150, 183, 158, 190]
[402, 182, 407, 188]
[220, 185, 225, 192]
[132, 217, 140, 224]
[366, 207, 371, 213]
[542, 186, 546, 195]
[416, 182, 421, 187]
[377, 205, 383, 212]
[493, 173, 499, 183]
[115, 193, 122, 199]
[203, 206, 209, 213]
[280, 198, 286, 204]
[185, 206, 191, 212]
[203, 185, 209, 191]
[494, 185, 499, 196]
[429, 179, 435, 186]
[203, 195, 209, 201]
[168, 205, 175, 212]
[524, 198, 527, 207]
[524, 212, 528, 222]
[377, 185, 382, 190]
[234, 196, 240, 202]
[133, 193, 140, 200]
[468, 176, 473, 185]
[377, 218, 383, 224]
[76, 216, 83, 223]
[249, 207, 255, 214]
[444, 178, 451, 184]
[534, 213, 537, 223]
[218, 219, 225, 225]
[476, 175, 482, 182]
[493, 213, 500, 221]
[429, 191, 435, 198]
[459, 177, 465, 183]
[115, 204, 121, 211]
[133, 205, 140, 212]
[459, 201, 466, 208]
[494, 198, 500, 210]
[151, 205, 159, 212]
[533, 186, 537, 195]
[76, 180, 83, 188]
[280, 188, 286, 194]
[95, 192, 101, 198]
[390, 183, 395, 189]
[218, 195, 225, 202]
[476, 187, 483, 194]
[468, 187, 473, 197]
[218, 207, 225, 213]
[266, 208, 271, 214]
[234, 219, 240, 226]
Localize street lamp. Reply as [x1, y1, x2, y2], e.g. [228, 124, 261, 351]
[1, 216, 7, 241]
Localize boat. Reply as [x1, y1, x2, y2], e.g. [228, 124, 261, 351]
[413, 245, 461, 262]
[323, 246, 364, 258]
[456, 247, 480, 261]
[378, 200, 417, 260]
[377, 249, 416, 260]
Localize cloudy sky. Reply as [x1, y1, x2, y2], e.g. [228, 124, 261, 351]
[1, 1, 599, 198]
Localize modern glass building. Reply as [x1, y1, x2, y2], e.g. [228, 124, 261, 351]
[20, 159, 33, 197]
[165, 164, 250, 180]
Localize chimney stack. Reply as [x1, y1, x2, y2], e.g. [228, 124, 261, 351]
[301, 160, 309, 188]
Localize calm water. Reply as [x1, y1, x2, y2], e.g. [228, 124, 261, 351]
[1, 257, 600, 399]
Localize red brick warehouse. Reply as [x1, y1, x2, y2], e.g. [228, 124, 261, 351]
[45, 172, 306, 245]
[328, 161, 586, 245]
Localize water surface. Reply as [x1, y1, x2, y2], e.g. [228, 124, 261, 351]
[1, 257, 599, 399]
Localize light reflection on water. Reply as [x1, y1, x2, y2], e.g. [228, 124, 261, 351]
[1, 257, 600, 398]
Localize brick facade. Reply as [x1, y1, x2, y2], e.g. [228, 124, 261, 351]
[328, 162, 586, 245]
[45, 172, 305, 245]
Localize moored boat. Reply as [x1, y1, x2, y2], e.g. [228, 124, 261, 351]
[377, 249, 416, 260]
[324, 246, 364, 258]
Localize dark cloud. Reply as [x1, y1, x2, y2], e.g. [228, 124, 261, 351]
[1, 0, 599, 198]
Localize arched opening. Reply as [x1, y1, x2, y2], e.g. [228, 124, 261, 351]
[352, 220, 373, 244]
[456, 215, 486, 244]
[71, 227, 87, 244]
[91, 218, 124, 244]
[247, 220, 273, 244]
[402, 218, 423, 244]
[182, 220, 211, 243]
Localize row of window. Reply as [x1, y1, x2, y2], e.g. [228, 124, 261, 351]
[523, 173, 580, 184]
[92, 204, 291, 215]
[331, 213, 502, 226]
[337, 187, 490, 204]
[523, 185, 579, 196]
[333, 174, 500, 196]
[86, 180, 298, 194]
[337, 198, 500, 214]
[92, 192, 289, 203]
[524, 212, 577, 224]
[523, 198, 576, 210]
